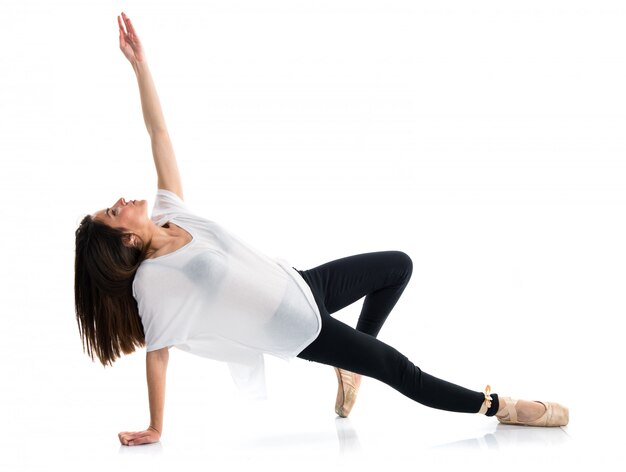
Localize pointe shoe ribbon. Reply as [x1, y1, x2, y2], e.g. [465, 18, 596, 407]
[496, 396, 569, 427]
[334, 367, 360, 418]
[477, 384, 493, 415]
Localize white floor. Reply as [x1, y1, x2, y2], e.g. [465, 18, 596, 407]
[1, 350, 616, 472]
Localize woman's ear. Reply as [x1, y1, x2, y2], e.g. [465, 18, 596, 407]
[122, 233, 139, 249]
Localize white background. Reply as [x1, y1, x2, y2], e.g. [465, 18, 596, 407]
[1, 0, 624, 469]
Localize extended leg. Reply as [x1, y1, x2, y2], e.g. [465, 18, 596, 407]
[297, 312, 500, 415]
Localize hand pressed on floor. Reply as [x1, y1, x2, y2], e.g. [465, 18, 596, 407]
[118, 426, 161, 446]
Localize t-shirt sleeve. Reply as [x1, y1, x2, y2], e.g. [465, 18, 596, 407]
[151, 188, 194, 226]
[133, 264, 195, 352]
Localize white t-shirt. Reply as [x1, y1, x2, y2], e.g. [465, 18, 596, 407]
[132, 189, 322, 400]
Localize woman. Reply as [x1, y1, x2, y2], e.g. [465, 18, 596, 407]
[74, 12, 569, 447]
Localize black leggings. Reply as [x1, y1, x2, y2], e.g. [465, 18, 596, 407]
[294, 250, 499, 416]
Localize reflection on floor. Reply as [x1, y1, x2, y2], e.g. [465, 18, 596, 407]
[6, 357, 594, 472]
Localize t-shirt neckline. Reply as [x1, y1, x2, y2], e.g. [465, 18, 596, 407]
[143, 218, 196, 263]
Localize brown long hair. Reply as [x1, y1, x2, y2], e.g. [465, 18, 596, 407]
[74, 214, 152, 367]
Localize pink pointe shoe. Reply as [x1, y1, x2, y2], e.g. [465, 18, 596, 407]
[478, 385, 569, 427]
[334, 367, 361, 418]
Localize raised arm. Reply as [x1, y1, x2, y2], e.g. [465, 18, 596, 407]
[118, 12, 184, 200]
[118, 347, 169, 446]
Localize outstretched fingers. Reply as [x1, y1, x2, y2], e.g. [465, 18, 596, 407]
[121, 12, 136, 36]
[117, 15, 125, 34]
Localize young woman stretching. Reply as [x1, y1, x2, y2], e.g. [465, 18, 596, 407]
[74, 12, 569, 447]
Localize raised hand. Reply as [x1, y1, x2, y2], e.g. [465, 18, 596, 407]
[118, 12, 146, 64]
[118, 426, 161, 446]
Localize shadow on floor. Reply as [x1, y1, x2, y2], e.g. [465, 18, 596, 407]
[431, 423, 572, 450]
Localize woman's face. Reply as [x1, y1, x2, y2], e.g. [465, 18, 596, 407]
[92, 197, 148, 231]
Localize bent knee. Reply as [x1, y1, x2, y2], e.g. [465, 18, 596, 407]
[392, 250, 413, 280]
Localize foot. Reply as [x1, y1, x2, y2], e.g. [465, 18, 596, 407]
[497, 398, 547, 423]
[334, 367, 363, 417]
[479, 384, 569, 427]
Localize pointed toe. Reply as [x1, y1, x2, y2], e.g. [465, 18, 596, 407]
[334, 367, 360, 418]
